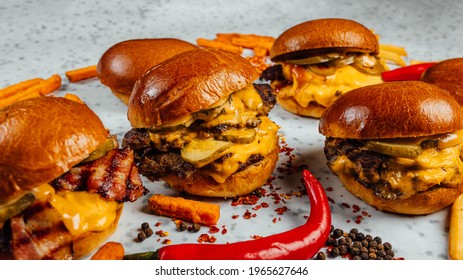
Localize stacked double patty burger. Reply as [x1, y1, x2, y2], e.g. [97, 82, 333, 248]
[123, 47, 280, 197]
[319, 81, 463, 215]
[261, 18, 385, 118]
[0, 97, 147, 259]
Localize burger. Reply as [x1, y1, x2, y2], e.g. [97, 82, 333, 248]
[122, 47, 280, 198]
[0, 97, 147, 259]
[319, 81, 463, 215]
[261, 18, 385, 118]
[97, 38, 198, 104]
[421, 58, 463, 106]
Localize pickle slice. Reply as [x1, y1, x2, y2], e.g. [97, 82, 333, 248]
[306, 64, 337, 76]
[365, 140, 423, 158]
[0, 193, 35, 224]
[285, 53, 340, 65]
[218, 128, 256, 144]
[81, 136, 118, 163]
[181, 138, 232, 167]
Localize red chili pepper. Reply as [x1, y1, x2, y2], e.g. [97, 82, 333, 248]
[123, 169, 331, 260]
[381, 62, 437, 82]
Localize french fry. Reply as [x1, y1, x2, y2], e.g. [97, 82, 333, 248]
[0, 77, 44, 100]
[380, 44, 408, 57]
[64, 93, 84, 104]
[90, 241, 125, 260]
[253, 46, 268, 57]
[65, 65, 98, 82]
[196, 38, 243, 55]
[0, 74, 61, 109]
[148, 194, 220, 226]
[449, 193, 463, 260]
[378, 49, 407, 67]
[230, 35, 274, 50]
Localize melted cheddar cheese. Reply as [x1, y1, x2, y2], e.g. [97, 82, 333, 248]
[330, 144, 463, 199]
[202, 116, 279, 183]
[274, 63, 383, 109]
[32, 184, 119, 236]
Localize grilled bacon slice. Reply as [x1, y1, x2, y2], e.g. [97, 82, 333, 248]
[52, 148, 148, 202]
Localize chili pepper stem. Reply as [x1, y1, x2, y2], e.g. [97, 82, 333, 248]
[123, 250, 159, 260]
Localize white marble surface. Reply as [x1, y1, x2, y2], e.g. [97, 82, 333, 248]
[1, 0, 463, 260]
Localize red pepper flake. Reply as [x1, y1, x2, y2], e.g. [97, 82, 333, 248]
[154, 222, 162, 227]
[162, 239, 172, 245]
[328, 197, 335, 204]
[261, 202, 269, 208]
[355, 215, 363, 224]
[272, 217, 277, 223]
[341, 203, 351, 209]
[231, 214, 239, 219]
[197, 234, 217, 243]
[275, 206, 289, 215]
[352, 204, 361, 213]
[326, 187, 334, 192]
[209, 225, 220, 234]
[243, 210, 253, 219]
[221, 226, 228, 235]
[251, 235, 263, 240]
[231, 194, 260, 206]
[252, 204, 262, 211]
[155, 230, 169, 237]
[362, 211, 370, 217]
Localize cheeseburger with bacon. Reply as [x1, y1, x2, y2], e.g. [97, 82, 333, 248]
[261, 18, 385, 118]
[0, 97, 147, 259]
[319, 81, 463, 215]
[123, 47, 279, 197]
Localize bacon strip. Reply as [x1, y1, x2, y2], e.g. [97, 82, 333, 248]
[52, 148, 148, 202]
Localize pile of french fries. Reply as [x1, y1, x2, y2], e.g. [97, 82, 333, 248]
[0, 65, 97, 109]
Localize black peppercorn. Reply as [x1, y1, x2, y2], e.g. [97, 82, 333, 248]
[137, 231, 147, 242]
[141, 222, 150, 231]
[332, 228, 344, 238]
[144, 227, 153, 237]
[314, 252, 326, 260]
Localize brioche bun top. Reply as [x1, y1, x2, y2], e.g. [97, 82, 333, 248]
[319, 81, 463, 139]
[0, 97, 108, 204]
[127, 47, 259, 128]
[421, 58, 463, 106]
[97, 38, 198, 99]
[270, 18, 379, 62]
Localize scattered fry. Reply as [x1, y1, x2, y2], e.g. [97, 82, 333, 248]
[197, 38, 243, 55]
[65, 65, 98, 82]
[449, 193, 463, 260]
[148, 194, 220, 226]
[64, 93, 84, 104]
[0, 74, 61, 109]
[90, 241, 125, 260]
[0, 77, 44, 100]
[378, 49, 407, 66]
[380, 44, 408, 57]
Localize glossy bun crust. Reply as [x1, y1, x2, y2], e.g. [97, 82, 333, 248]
[337, 173, 463, 215]
[0, 97, 108, 204]
[128, 47, 259, 128]
[97, 38, 198, 104]
[421, 58, 463, 106]
[161, 136, 279, 198]
[270, 18, 379, 62]
[319, 81, 463, 139]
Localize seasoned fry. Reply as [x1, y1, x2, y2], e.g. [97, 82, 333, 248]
[196, 38, 243, 55]
[253, 46, 268, 57]
[64, 93, 84, 104]
[148, 194, 220, 226]
[90, 241, 125, 260]
[65, 65, 98, 82]
[230, 36, 274, 50]
[0, 74, 61, 109]
[0, 77, 43, 100]
[449, 193, 463, 260]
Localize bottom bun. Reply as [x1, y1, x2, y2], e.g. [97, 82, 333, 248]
[162, 142, 279, 198]
[111, 90, 130, 105]
[72, 204, 123, 259]
[336, 172, 463, 215]
[277, 96, 325, 118]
